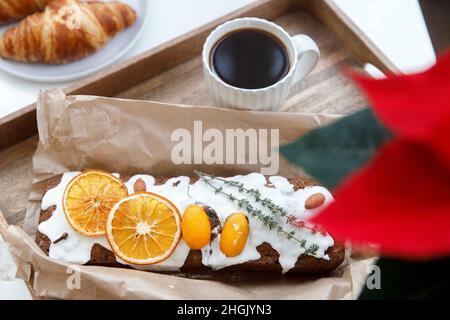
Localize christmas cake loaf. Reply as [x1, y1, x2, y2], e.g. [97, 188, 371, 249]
[36, 171, 345, 274]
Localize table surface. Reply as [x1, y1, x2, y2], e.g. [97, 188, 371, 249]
[0, 0, 436, 119]
[0, 0, 437, 300]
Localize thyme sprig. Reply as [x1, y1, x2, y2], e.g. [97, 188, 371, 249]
[195, 171, 319, 232]
[194, 171, 320, 256]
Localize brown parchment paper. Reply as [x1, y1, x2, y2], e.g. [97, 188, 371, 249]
[7, 89, 376, 299]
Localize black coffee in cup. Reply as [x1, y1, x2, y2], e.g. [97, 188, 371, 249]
[210, 28, 290, 90]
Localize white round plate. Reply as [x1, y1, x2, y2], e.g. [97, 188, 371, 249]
[0, 0, 148, 83]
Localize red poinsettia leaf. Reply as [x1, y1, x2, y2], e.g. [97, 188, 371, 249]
[351, 51, 450, 139]
[428, 120, 450, 172]
[351, 51, 450, 166]
[311, 139, 450, 259]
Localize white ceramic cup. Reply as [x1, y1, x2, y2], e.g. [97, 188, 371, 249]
[202, 17, 320, 111]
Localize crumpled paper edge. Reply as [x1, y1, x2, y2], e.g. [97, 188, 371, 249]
[7, 89, 376, 300]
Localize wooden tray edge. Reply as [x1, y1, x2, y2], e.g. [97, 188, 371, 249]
[0, 0, 399, 151]
[0, 0, 292, 151]
[307, 0, 399, 74]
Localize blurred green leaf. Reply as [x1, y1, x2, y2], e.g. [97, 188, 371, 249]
[280, 108, 392, 189]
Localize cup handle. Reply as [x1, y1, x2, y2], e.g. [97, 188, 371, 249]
[291, 34, 320, 84]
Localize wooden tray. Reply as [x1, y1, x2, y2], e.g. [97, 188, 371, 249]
[0, 0, 397, 228]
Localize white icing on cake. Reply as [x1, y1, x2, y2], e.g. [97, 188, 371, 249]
[39, 172, 334, 273]
[39, 172, 110, 264]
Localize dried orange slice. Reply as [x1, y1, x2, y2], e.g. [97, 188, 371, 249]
[63, 170, 128, 237]
[106, 192, 182, 265]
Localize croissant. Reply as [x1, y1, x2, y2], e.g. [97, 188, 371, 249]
[0, 0, 49, 25]
[0, 0, 136, 64]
